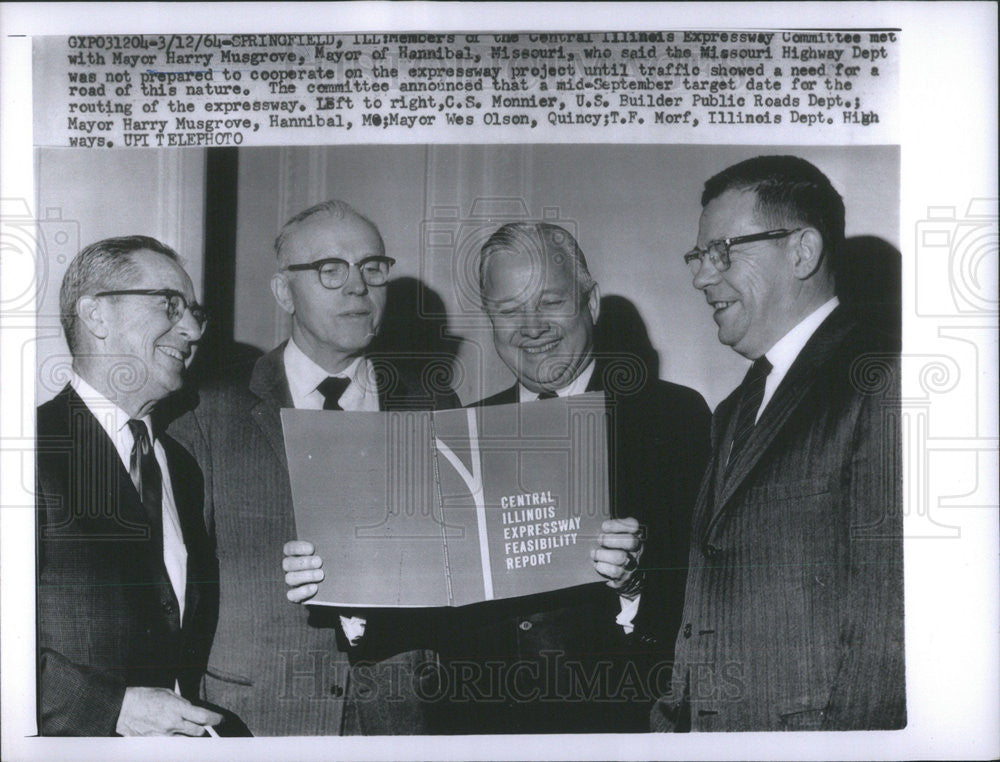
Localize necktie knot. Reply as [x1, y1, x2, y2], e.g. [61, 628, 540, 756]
[127, 418, 152, 451]
[536, 390, 559, 401]
[748, 355, 773, 384]
[318, 376, 351, 410]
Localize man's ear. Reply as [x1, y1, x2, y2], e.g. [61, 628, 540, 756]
[586, 283, 601, 325]
[791, 228, 825, 280]
[270, 272, 295, 315]
[75, 296, 109, 340]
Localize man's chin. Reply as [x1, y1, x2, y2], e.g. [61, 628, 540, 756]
[151, 360, 185, 387]
[523, 367, 574, 392]
[333, 327, 376, 351]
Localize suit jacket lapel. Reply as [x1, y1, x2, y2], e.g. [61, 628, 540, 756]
[60, 387, 155, 542]
[494, 385, 518, 405]
[160, 433, 207, 625]
[585, 360, 604, 395]
[62, 387, 181, 620]
[706, 308, 855, 538]
[248, 343, 293, 469]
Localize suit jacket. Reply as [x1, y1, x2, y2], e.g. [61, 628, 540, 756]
[439, 360, 710, 734]
[653, 307, 905, 732]
[168, 344, 460, 736]
[36, 386, 217, 736]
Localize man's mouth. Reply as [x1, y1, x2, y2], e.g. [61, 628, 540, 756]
[339, 309, 371, 317]
[710, 300, 737, 313]
[522, 340, 559, 355]
[156, 345, 188, 362]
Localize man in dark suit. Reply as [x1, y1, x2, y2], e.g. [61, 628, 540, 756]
[652, 155, 905, 731]
[171, 201, 459, 735]
[436, 222, 711, 733]
[36, 236, 222, 735]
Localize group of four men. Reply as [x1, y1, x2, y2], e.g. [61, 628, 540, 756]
[36, 154, 904, 736]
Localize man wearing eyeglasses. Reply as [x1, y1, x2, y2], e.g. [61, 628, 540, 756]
[283, 220, 712, 733]
[36, 236, 223, 735]
[170, 200, 459, 736]
[436, 222, 711, 733]
[652, 155, 904, 731]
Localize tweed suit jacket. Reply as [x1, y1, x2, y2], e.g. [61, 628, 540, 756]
[36, 386, 217, 736]
[168, 344, 460, 736]
[439, 360, 710, 734]
[652, 307, 905, 731]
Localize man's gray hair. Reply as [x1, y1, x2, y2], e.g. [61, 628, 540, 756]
[478, 222, 595, 299]
[273, 199, 384, 264]
[59, 235, 180, 354]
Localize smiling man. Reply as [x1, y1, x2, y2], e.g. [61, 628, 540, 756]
[653, 156, 905, 731]
[36, 236, 221, 735]
[170, 200, 458, 736]
[481, 223, 599, 394]
[430, 221, 711, 733]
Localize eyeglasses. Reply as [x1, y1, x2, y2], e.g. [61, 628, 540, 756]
[284, 256, 396, 290]
[94, 289, 208, 329]
[683, 228, 803, 273]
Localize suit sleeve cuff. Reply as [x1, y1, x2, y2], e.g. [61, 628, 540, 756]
[616, 593, 641, 634]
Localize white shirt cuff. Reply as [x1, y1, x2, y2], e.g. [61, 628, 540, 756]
[339, 615, 367, 646]
[616, 593, 641, 634]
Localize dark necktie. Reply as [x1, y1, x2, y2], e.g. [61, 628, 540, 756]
[318, 376, 351, 410]
[536, 390, 558, 400]
[726, 356, 772, 473]
[127, 419, 163, 553]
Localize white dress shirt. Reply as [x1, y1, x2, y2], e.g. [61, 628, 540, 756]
[284, 339, 380, 412]
[283, 339, 378, 644]
[70, 373, 188, 622]
[757, 297, 840, 422]
[517, 359, 640, 633]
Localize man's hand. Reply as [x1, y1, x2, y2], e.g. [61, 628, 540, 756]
[115, 687, 222, 736]
[591, 517, 645, 598]
[283, 540, 324, 603]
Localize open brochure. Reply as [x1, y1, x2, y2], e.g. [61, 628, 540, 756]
[282, 393, 610, 607]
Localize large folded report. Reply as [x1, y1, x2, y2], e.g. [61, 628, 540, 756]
[282, 394, 610, 607]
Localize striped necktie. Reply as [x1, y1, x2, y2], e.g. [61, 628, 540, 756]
[725, 356, 772, 474]
[127, 419, 163, 553]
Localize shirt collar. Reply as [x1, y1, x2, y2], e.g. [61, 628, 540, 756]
[764, 297, 839, 379]
[69, 372, 151, 441]
[518, 358, 596, 402]
[284, 338, 366, 406]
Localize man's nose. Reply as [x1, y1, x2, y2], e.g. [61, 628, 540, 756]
[174, 305, 204, 342]
[691, 256, 722, 290]
[519, 312, 548, 337]
[341, 263, 369, 295]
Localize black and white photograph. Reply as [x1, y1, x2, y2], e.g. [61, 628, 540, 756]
[1, 4, 997, 762]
